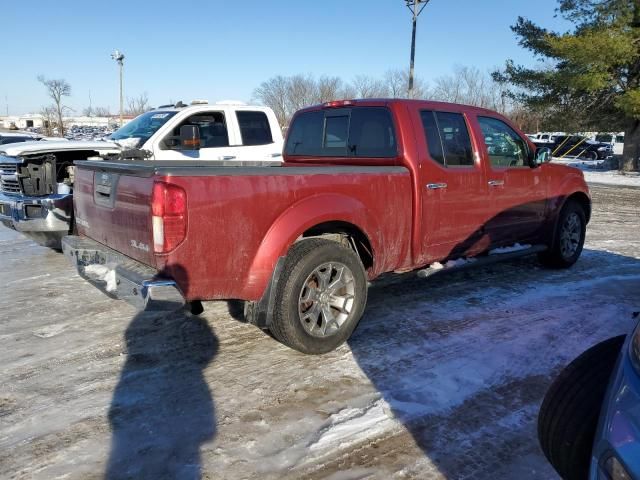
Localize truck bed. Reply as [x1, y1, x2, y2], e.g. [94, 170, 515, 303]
[74, 159, 413, 301]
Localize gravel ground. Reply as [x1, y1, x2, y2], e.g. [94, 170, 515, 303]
[1, 184, 639, 480]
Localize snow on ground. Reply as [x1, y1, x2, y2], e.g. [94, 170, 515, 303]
[1, 184, 639, 480]
[489, 242, 532, 255]
[552, 157, 640, 188]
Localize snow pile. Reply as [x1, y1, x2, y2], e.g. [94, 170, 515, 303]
[83, 264, 117, 293]
[552, 158, 640, 188]
[582, 170, 640, 188]
[489, 243, 531, 255]
[428, 257, 477, 271]
[308, 399, 394, 453]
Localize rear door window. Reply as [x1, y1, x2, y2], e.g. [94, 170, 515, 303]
[285, 107, 396, 157]
[236, 111, 273, 146]
[419, 110, 474, 167]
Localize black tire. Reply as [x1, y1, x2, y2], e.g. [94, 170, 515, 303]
[538, 335, 625, 480]
[270, 238, 368, 354]
[579, 150, 598, 161]
[538, 199, 586, 268]
[186, 300, 204, 316]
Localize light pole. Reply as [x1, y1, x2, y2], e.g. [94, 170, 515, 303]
[110, 49, 125, 126]
[405, 0, 431, 98]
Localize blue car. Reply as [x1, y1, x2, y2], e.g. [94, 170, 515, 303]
[539, 318, 640, 480]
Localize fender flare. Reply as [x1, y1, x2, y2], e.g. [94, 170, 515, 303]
[242, 193, 380, 301]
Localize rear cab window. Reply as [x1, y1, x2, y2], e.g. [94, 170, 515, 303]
[236, 110, 274, 146]
[285, 107, 397, 158]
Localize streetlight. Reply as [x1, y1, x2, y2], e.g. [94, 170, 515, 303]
[110, 49, 125, 126]
[405, 0, 431, 98]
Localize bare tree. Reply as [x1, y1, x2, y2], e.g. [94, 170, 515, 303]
[37, 75, 71, 136]
[285, 74, 318, 115]
[39, 106, 57, 136]
[431, 66, 513, 114]
[383, 69, 429, 99]
[83, 106, 94, 117]
[349, 75, 388, 98]
[93, 106, 112, 117]
[253, 75, 290, 127]
[125, 92, 151, 117]
[316, 76, 344, 103]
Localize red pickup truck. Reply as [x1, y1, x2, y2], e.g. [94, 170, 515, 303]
[63, 99, 590, 354]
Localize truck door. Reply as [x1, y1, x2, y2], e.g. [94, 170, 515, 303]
[152, 108, 239, 161]
[416, 109, 489, 263]
[473, 115, 547, 244]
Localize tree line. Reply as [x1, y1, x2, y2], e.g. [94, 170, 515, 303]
[252, 67, 526, 130]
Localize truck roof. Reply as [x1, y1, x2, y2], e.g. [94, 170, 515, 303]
[150, 102, 272, 113]
[296, 98, 505, 116]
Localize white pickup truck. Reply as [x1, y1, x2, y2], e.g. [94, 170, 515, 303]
[0, 100, 283, 248]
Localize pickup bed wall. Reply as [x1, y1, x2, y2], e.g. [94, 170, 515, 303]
[75, 165, 413, 301]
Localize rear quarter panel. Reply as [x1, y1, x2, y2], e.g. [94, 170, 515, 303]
[159, 167, 412, 301]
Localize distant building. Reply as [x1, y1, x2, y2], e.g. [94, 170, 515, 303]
[0, 114, 133, 130]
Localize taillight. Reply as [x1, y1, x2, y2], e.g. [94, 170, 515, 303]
[152, 182, 187, 253]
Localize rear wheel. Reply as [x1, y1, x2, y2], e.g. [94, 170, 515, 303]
[538, 335, 625, 480]
[270, 238, 368, 354]
[538, 200, 586, 268]
[579, 150, 598, 160]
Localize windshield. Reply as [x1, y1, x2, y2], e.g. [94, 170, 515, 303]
[109, 111, 177, 145]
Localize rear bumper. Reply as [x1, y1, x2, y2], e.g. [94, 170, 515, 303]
[0, 192, 72, 248]
[62, 235, 185, 312]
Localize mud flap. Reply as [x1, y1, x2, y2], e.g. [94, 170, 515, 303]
[244, 256, 286, 329]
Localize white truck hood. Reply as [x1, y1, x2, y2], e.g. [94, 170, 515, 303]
[0, 140, 121, 157]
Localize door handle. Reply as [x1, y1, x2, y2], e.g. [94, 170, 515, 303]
[426, 183, 447, 190]
[221, 156, 236, 160]
[488, 180, 505, 187]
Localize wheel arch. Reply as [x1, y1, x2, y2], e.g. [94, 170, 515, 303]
[566, 191, 591, 224]
[243, 193, 381, 301]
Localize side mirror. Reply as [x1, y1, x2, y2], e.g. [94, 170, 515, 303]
[178, 125, 201, 150]
[534, 147, 552, 166]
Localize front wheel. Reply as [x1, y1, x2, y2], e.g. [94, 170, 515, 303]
[270, 238, 368, 354]
[539, 200, 586, 268]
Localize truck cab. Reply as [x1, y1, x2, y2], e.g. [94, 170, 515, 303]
[114, 101, 283, 162]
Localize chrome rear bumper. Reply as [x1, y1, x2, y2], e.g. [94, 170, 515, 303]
[0, 192, 72, 248]
[62, 235, 185, 311]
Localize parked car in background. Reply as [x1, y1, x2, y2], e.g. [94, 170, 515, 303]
[535, 134, 613, 160]
[0, 131, 43, 145]
[538, 316, 640, 480]
[595, 132, 625, 156]
[527, 132, 565, 144]
[0, 100, 283, 248]
[64, 98, 590, 354]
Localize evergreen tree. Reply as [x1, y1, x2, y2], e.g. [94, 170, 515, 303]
[495, 0, 640, 171]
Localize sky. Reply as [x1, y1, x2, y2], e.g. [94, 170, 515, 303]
[1, 0, 573, 115]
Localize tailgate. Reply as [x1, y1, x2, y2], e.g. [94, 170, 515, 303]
[74, 162, 156, 267]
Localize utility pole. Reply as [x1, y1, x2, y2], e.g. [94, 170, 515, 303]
[405, 0, 431, 98]
[111, 49, 125, 126]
